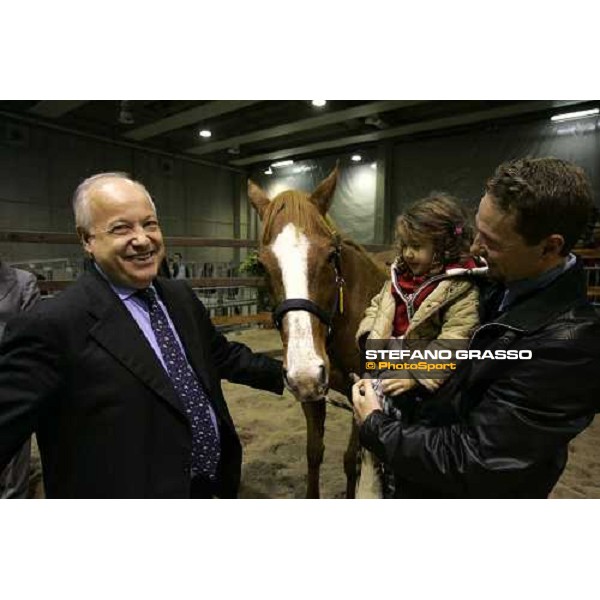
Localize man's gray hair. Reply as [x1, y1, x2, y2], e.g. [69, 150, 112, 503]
[72, 172, 156, 231]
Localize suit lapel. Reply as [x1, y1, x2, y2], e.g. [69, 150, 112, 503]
[81, 272, 186, 417]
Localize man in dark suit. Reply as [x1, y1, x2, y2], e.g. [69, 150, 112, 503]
[0, 172, 284, 498]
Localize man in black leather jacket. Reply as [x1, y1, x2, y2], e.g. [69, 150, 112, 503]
[353, 157, 600, 498]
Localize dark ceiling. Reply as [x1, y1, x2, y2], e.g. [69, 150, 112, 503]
[0, 100, 596, 173]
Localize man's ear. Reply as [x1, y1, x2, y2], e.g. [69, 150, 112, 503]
[248, 180, 271, 220]
[309, 164, 339, 215]
[77, 227, 93, 255]
[541, 234, 565, 257]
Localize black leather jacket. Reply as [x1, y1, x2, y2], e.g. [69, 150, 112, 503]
[360, 260, 600, 498]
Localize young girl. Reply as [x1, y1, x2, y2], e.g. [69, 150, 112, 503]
[355, 193, 485, 498]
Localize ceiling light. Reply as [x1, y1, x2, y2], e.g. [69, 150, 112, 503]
[351, 154, 362, 162]
[550, 108, 599, 122]
[199, 129, 212, 138]
[271, 160, 294, 168]
[371, 162, 377, 169]
[264, 168, 273, 175]
[118, 100, 134, 125]
[292, 165, 313, 174]
[311, 100, 327, 107]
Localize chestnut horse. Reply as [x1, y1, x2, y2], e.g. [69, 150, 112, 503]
[248, 167, 387, 498]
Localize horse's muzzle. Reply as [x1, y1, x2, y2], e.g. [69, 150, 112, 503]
[283, 364, 329, 402]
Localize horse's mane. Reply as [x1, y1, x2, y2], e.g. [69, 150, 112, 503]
[261, 191, 333, 244]
[260, 190, 387, 273]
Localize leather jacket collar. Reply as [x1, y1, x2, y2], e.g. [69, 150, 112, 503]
[481, 258, 588, 334]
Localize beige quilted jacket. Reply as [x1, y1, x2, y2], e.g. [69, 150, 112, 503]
[356, 273, 480, 389]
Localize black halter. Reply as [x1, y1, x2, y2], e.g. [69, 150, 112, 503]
[272, 237, 345, 340]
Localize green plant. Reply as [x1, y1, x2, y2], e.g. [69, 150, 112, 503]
[239, 251, 272, 311]
[239, 251, 266, 276]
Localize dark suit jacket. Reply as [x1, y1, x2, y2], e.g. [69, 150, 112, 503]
[0, 268, 283, 498]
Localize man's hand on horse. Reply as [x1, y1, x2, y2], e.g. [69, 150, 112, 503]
[351, 378, 381, 425]
[380, 376, 417, 397]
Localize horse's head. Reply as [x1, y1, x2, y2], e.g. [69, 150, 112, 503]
[248, 167, 342, 402]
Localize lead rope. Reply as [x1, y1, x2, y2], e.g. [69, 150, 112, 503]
[326, 397, 353, 412]
[322, 217, 351, 412]
[323, 215, 345, 317]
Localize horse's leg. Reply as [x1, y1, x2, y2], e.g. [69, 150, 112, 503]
[301, 400, 326, 499]
[343, 414, 360, 499]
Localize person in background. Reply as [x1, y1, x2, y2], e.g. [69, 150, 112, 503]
[158, 256, 171, 279]
[0, 259, 40, 498]
[353, 157, 600, 498]
[171, 252, 190, 279]
[0, 172, 283, 498]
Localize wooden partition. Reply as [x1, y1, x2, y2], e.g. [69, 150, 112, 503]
[3, 229, 598, 300]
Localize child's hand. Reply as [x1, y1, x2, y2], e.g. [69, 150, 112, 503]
[380, 377, 417, 397]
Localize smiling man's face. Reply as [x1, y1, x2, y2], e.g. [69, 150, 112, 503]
[82, 179, 165, 289]
[472, 193, 548, 284]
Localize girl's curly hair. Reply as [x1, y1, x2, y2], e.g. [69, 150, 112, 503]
[395, 193, 473, 273]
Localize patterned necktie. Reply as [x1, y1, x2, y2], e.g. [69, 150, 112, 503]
[137, 288, 220, 480]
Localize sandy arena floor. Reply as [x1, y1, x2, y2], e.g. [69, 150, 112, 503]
[226, 328, 600, 499]
[28, 327, 599, 499]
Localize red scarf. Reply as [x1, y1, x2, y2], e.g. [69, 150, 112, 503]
[391, 258, 478, 337]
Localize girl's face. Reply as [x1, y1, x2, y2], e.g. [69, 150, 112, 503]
[401, 239, 435, 276]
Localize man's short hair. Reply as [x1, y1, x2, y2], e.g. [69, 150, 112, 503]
[485, 157, 595, 256]
[72, 172, 156, 231]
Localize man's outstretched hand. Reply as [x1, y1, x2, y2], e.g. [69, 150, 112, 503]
[351, 377, 381, 425]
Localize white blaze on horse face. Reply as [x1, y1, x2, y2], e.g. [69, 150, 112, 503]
[271, 223, 326, 398]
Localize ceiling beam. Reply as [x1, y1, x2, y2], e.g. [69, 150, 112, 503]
[230, 100, 588, 166]
[0, 109, 245, 174]
[186, 100, 427, 156]
[124, 100, 262, 141]
[29, 101, 89, 118]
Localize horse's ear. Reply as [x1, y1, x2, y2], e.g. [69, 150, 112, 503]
[309, 164, 339, 215]
[247, 179, 271, 220]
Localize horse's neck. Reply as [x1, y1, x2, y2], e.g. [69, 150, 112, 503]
[328, 240, 387, 374]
